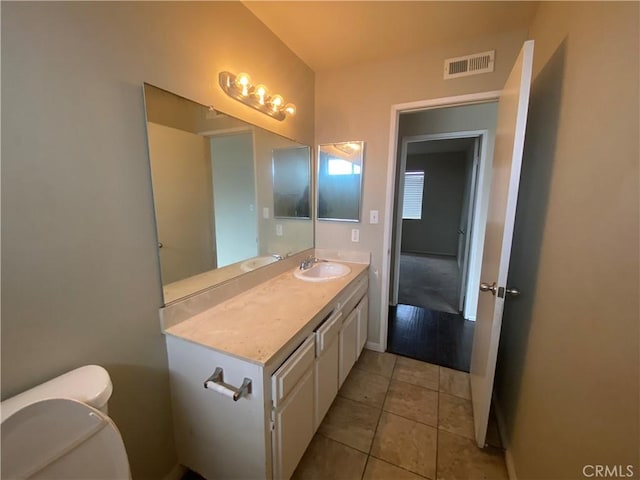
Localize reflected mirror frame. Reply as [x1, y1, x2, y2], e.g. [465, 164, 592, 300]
[272, 145, 312, 220]
[317, 141, 365, 223]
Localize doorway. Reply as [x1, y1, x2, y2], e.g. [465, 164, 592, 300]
[396, 135, 479, 315]
[385, 103, 499, 371]
[381, 40, 534, 449]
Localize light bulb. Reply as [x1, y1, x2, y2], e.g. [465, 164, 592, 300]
[235, 72, 251, 96]
[284, 103, 297, 116]
[254, 84, 268, 105]
[270, 95, 284, 112]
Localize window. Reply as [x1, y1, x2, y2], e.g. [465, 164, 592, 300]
[327, 158, 361, 176]
[402, 171, 425, 219]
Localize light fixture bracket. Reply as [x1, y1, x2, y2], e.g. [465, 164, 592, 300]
[219, 71, 286, 121]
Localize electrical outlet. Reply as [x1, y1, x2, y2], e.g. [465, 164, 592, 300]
[276, 224, 283, 236]
[263, 207, 270, 219]
[369, 210, 379, 224]
[351, 228, 360, 243]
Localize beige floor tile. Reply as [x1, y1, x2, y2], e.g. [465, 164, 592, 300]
[438, 392, 474, 440]
[292, 434, 367, 480]
[318, 396, 381, 453]
[363, 457, 427, 480]
[355, 349, 397, 378]
[393, 357, 439, 391]
[436, 430, 508, 480]
[339, 367, 390, 409]
[439, 367, 471, 400]
[370, 412, 437, 479]
[383, 380, 438, 427]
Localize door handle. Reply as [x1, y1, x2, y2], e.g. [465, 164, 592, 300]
[505, 287, 520, 297]
[479, 282, 497, 295]
[480, 282, 521, 298]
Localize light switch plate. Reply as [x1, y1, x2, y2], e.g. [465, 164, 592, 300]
[276, 224, 283, 236]
[351, 228, 360, 243]
[369, 210, 379, 224]
[263, 207, 270, 219]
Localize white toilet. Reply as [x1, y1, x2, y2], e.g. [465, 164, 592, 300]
[1, 365, 131, 479]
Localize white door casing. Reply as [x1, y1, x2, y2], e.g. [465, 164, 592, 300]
[470, 40, 534, 447]
[458, 137, 481, 312]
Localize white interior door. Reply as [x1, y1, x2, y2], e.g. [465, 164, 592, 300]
[147, 122, 215, 284]
[470, 40, 534, 447]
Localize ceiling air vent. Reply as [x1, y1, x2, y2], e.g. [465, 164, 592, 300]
[444, 50, 495, 79]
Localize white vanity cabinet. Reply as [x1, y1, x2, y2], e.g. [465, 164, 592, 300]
[357, 294, 369, 354]
[314, 310, 342, 426]
[164, 266, 369, 480]
[339, 309, 359, 387]
[271, 335, 316, 480]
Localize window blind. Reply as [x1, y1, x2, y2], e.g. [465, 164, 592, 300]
[402, 171, 425, 220]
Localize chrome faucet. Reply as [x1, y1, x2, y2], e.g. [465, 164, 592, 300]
[271, 254, 284, 261]
[299, 255, 326, 270]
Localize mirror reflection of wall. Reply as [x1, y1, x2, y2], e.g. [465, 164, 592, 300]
[317, 142, 364, 222]
[210, 132, 257, 267]
[143, 84, 313, 305]
[273, 146, 311, 219]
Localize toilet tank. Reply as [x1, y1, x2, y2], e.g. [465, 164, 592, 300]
[1, 365, 113, 422]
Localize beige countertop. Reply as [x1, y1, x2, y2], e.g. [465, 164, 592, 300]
[164, 262, 369, 367]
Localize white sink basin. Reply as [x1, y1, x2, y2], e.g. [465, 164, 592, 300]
[240, 256, 279, 272]
[294, 262, 351, 282]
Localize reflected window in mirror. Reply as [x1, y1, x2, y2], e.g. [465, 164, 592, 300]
[143, 83, 313, 305]
[317, 141, 364, 222]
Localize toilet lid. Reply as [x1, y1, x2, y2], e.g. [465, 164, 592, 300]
[1, 398, 130, 479]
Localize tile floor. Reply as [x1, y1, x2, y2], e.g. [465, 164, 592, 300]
[292, 350, 507, 480]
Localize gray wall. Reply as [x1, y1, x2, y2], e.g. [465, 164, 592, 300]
[211, 133, 258, 267]
[494, 2, 639, 478]
[401, 151, 467, 256]
[1, 3, 314, 479]
[316, 26, 515, 344]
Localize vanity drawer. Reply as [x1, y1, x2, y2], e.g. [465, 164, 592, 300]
[272, 334, 315, 407]
[315, 310, 343, 355]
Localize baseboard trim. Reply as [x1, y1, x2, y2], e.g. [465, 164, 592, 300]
[365, 341, 385, 353]
[163, 463, 186, 480]
[492, 396, 518, 480]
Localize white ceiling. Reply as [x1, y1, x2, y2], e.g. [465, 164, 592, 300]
[243, 1, 539, 72]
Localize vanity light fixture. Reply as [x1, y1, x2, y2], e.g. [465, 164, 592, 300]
[219, 71, 297, 121]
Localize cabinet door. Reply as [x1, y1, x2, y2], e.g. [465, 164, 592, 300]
[339, 309, 358, 387]
[357, 295, 369, 355]
[315, 337, 339, 428]
[272, 368, 315, 480]
[272, 336, 315, 407]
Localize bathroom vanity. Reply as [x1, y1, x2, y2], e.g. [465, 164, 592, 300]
[162, 260, 369, 479]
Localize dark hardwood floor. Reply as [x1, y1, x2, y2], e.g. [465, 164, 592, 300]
[387, 304, 475, 372]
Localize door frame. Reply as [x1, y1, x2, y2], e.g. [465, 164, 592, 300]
[379, 91, 501, 350]
[391, 130, 488, 321]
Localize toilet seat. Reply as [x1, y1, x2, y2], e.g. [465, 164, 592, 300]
[2, 398, 130, 479]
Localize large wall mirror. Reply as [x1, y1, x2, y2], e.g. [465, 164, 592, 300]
[317, 141, 364, 222]
[143, 83, 313, 305]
